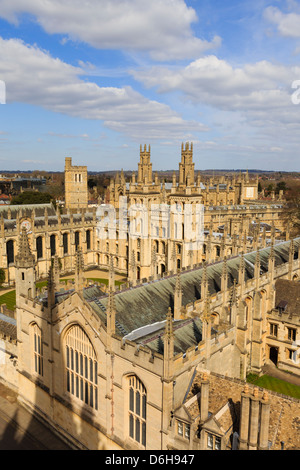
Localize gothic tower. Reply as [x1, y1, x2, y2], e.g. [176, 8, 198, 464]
[179, 142, 195, 187]
[64, 157, 88, 210]
[137, 144, 152, 184]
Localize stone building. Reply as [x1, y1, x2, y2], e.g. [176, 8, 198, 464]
[267, 277, 300, 375]
[64, 157, 88, 210]
[0, 145, 284, 287]
[0, 225, 299, 450]
[106, 143, 285, 281]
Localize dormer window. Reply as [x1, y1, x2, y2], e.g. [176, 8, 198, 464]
[207, 432, 221, 450]
[176, 420, 190, 440]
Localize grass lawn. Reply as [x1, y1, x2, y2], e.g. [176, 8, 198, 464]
[0, 290, 16, 310]
[247, 373, 300, 399]
[0, 277, 124, 310]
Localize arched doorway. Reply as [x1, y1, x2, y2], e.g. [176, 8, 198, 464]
[269, 346, 278, 365]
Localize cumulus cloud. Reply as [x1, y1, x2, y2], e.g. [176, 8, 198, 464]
[131, 54, 300, 161]
[132, 55, 300, 118]
[0, 0, 221, 60]
[0, 36, 207, 140]
[264, 5, 300, 38]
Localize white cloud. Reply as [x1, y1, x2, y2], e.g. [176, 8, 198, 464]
[132, 55, 300, 119]
[0, 37, 207, 141]
[264, 5, 300, 38]
[0, 0, 221, 61]
[131, 54, 300, 165]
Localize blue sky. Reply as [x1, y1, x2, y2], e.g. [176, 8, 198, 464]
[0, 0, 300, 172]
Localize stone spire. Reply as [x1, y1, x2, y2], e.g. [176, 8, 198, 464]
[75, 247, 84, 292]
[201, 296, 212, 368]
[108, 255, 115, 292]
[174, 270, 183, 320]
[53, 254, 60, 289]
[47, 265, 56, 308]
[201, 261, 208, 300]
[171, 241, 176, 271]
[15, 226, 36, 301]
[221, 256, 228, 292]
[254, 248, 260, 284]
[15, 226, 35, 268]
[162, 306, 175, 437]
[151, 244, 157, 279]
[230, 279, 238, 307]
[106, 287, 116, 336]
[130, 249, 136, 284]
[163, 307, 174, 377]
[239, 252, 245, 287]
[165, 306, 174, 340]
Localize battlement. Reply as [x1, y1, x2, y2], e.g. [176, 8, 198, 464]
[140, 144, 151, 160]
[181, 141, 193, 159]
[64, 157, 87, 172]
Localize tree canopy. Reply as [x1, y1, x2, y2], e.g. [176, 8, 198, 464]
[10, 191, 55, 206]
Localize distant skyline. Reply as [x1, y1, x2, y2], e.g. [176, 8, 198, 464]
[0, 0, 300, 172]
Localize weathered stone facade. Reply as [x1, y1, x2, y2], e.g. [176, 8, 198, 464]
[0, 227, 299, 450]
[0, 144, 298, 450]
[64, 157, 88, 210]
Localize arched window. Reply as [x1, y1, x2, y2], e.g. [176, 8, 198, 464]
[36, 236, 43, 259]
[63, 233, 68, 255]
[65, 325, 98, 410]
[6, 239, 14, 265]
[50, 234, 56, 256]
[128, 375, 146, 446]
[75, 231, 80, 251]
[86, 230, 91, 250]
[32, 324, 43, 376]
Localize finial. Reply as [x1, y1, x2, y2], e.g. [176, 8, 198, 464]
[165, 307, 174, 338]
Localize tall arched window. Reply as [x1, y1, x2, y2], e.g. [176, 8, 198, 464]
[36, 236, 43, 259]
[86, 229, 91, 250]
[128, 375, 147, 447]
[65, 325, 98, 410]
[75, 231, 80, 251]
[32, 323, 43, 376]
[50, 234, 56, 256]
[6, 239, 14, 265]
[63, 233, 68, 255]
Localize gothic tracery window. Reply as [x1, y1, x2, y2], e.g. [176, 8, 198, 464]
[32, 323, 43, 376]
[128, 375, 147, 447]
[65, 325, 98, 410]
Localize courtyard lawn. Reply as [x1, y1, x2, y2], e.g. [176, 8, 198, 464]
[0, 290, 16, 310]
[0, 278, 124, 311]
[247, 373, 300, 399]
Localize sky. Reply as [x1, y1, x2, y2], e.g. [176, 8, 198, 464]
[0, 0, 300, 172]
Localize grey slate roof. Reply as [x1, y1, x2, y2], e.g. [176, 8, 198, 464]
[0, 314, 17, 340]
[83, 237, 300, 354]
